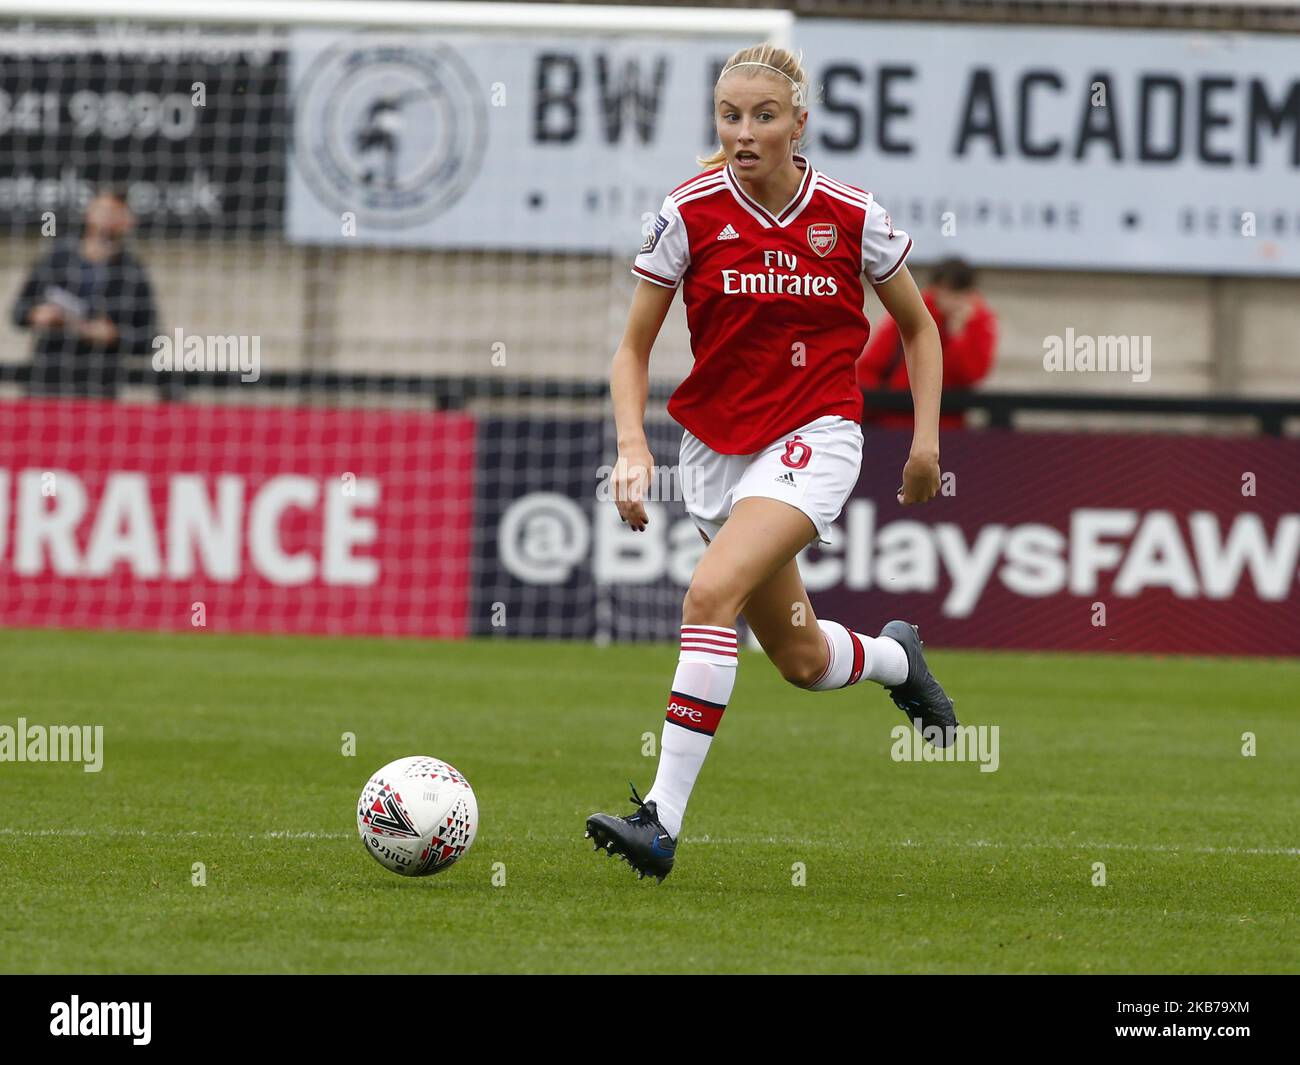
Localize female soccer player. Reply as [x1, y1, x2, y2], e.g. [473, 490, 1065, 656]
[585, 44, 957, 883]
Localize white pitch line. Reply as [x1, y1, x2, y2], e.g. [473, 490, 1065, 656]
[896, 838, 1300, 857]
[683, 835, 1299, 856]
[0, 828, 354, 840]
[1, 828, 1295, 856]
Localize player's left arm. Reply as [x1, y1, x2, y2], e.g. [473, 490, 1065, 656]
[871, 264, 942, 504]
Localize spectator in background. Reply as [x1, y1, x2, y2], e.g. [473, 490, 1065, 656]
[11, 189, 158, 399]
[856, 257, 997, 429]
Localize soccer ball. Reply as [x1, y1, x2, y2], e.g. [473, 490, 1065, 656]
[356, 756, 478, 877]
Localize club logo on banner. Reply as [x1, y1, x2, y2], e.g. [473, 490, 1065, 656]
[283, 24, 1298, 273]
[293, 37, 487, 228]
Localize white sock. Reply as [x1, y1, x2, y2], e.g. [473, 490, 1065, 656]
[807, 619, 908, 690]
[645, 625, 737, 838]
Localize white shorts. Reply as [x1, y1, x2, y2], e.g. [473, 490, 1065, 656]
[679, 414, 864, 547]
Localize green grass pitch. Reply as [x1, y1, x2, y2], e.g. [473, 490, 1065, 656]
[0, 627, 1296, 974]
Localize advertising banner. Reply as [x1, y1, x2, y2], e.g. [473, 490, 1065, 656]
[0, 25, 287, 235]
[0, 399, 475, 636]
[285, 23, 1300, 274]
[482, 422, 1300, 655]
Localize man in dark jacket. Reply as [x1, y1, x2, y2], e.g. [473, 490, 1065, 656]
[11, 190, 158, 399]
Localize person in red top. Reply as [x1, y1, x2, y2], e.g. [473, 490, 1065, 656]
[585, 44, 959, 884]
[857, 258, 998, 429]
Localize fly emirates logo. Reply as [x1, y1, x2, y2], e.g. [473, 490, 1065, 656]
[721, 250, 840, 297]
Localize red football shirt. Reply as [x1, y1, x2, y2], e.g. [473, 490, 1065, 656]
[633, 153, 912, 454]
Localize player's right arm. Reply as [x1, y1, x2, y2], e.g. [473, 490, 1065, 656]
[610, 278, 675, 532]
[858, 197, 941, 505]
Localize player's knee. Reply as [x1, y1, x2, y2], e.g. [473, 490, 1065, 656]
[682, 578, 740, 625]
[780, 655, 826, 689]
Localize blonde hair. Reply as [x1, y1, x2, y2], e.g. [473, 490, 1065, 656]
[698, 44, 809, 170]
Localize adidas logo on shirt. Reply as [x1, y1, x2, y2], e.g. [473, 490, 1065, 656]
[716, 223, 740, 241]
[774, 471, 797, 487]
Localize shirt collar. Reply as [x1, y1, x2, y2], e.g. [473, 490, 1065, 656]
[723, 152, 816, 229]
